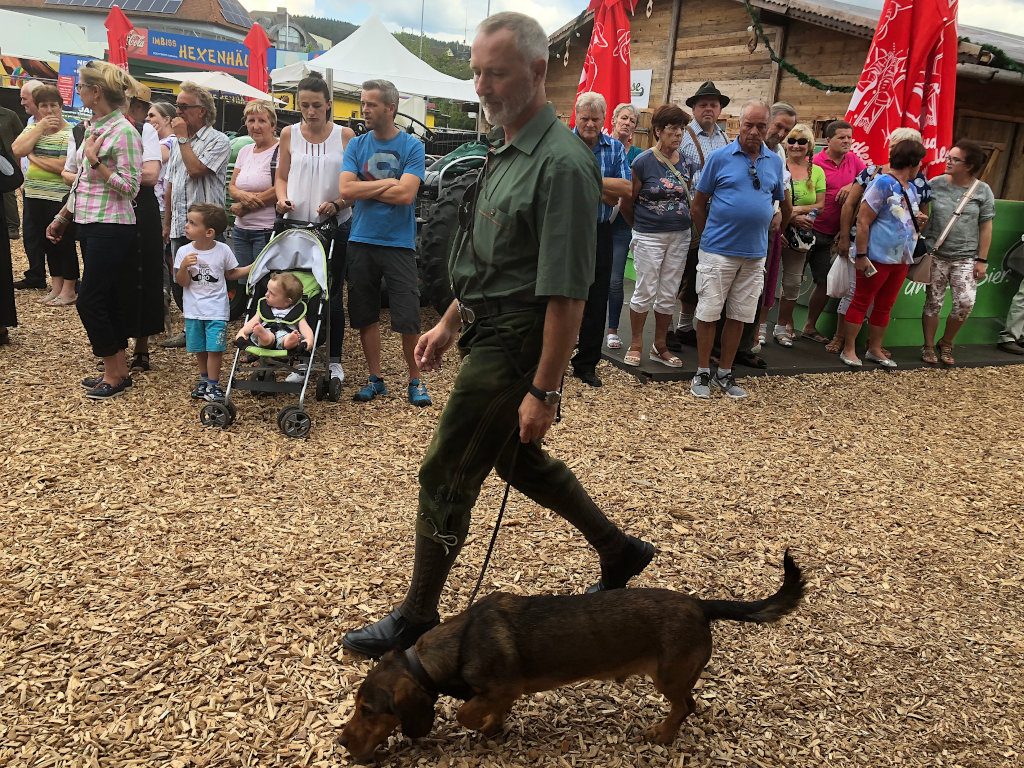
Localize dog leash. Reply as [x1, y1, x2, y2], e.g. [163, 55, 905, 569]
[466, 434, 520, 608]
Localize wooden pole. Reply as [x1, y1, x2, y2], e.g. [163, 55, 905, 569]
[768, 25, 788, 104]
[662, 0, 683, 105]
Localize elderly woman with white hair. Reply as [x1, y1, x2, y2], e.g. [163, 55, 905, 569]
[228, 100, 279, 266]
[606, 102, 644, 349]
[829, 127, 932, 355]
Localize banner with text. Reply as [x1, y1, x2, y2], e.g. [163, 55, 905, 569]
[125, 28, 277, 76]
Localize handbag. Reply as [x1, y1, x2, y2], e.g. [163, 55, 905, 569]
[906, 178, 982, 284]
[784, 173, 816, 252]
[895, 181, 929, 265]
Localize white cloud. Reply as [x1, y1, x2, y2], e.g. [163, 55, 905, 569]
[960, 0, 1024, 30]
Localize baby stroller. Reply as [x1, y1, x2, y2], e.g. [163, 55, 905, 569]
[200, 219, 340, 438]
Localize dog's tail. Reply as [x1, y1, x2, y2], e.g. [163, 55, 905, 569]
[698, 551, 805, 624]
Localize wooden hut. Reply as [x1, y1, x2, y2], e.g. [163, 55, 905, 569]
[546, 0, 1024, 199]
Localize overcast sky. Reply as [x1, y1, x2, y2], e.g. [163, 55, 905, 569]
[241, 1, 1024, 44]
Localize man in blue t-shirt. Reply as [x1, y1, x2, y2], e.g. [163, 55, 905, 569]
[341, 79, 429, 406]
[690, 100, 788, 401]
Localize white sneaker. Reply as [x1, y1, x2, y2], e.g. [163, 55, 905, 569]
[329, 362, 345, 384]
[285, 363, 307, 384]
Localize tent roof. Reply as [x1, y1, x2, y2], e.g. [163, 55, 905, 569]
[270, 16, 477, 103]
[0, 8, 105, 61]
[146, 70, 283, 103]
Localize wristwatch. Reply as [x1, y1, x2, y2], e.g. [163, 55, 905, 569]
[528, 384, 561, 407]
[90, 159, 100, 169]
[177, 136, 191, 145]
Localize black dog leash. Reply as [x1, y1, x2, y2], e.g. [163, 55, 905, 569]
[466, 434, 520, 608]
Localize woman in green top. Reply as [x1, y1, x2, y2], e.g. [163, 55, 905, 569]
[772, 123, 825, 346]
[11, 85, 78, 306]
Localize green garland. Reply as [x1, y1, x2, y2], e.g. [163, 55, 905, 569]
[960, 37, 1024, 74]
[742, 0, 855, 93]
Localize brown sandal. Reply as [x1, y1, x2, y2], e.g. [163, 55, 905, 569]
[937, 341, 955, 366]
[825, 337, 845, 354]
[921, 346, 938, 364]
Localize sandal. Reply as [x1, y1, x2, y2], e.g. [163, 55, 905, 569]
[921, 346, 938, 364]
[801, 329, 830, 344]
[129, 353, 151, 371]
[623, 347, 642, 366]
[606, 333, 623, 350]
[650, 345, 683, 368]
[773, 324, 794, 347]
[825, 336, 845, 354]
[937, 341, 955, 366]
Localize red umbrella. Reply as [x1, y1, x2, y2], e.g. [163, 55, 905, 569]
[244, 22, 273, 99]
[845, 0, 958, 177]
[571, 0, 637, 132]
[104, 6, 134, 71]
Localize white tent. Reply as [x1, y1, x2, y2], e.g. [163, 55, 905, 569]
[270, 16, 477, 104]
[146, 71, 283, 103]
[0, 9, 105, 61]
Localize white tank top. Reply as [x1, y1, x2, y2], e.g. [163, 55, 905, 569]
[285, 122, 350, 224]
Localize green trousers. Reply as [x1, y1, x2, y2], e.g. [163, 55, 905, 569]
[416, 308, 614, 551]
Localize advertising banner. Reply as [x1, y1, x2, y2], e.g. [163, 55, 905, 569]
[58, 53, 97, 110]
[126, 28, 276, 75]
[630, 69, 652, 110]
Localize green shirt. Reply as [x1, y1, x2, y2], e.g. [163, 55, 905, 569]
[21, 125, 71, 202]
[449, 104, 601, 304]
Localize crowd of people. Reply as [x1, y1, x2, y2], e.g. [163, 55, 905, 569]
[0, 50, 1022, 403]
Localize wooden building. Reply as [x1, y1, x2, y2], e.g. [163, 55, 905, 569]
[546, 0, 1024, 199]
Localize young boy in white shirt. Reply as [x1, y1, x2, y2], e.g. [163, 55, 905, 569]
[174, 203, 249, 402]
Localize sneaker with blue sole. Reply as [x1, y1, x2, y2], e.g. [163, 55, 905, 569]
[353, 375, 387, 402]
[408, 378, 431, 407]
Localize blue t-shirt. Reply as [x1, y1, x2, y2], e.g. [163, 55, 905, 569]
[862, 174, 920, 265]
[343, 130, 425, 250]
[631, 149, 691, 233]
[696, 140, 785, 258]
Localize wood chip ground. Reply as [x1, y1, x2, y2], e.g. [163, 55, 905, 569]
[1, 238, 1022, 767]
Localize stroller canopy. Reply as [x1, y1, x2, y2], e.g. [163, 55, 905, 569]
[247, 229, 330, 299]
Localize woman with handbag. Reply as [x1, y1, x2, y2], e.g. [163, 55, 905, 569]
[771, 123, 824, 347]
[618, 104, 692, 367]
[920, 139, 994, 366]
[840, 139, 927, 368]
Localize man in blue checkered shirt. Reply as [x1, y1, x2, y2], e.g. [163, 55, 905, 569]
[572, 91, 631, 387]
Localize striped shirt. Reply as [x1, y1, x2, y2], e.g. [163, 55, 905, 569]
[680, 118, 729, 187]
[21, 124, 71, 202]
[165, 125, 231, 238]
[574, 129, 629, 224]
[70, 111, 142, 226]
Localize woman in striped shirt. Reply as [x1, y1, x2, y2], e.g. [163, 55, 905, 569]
[11, 85, 77, 306]
[46, 61, 142, 400]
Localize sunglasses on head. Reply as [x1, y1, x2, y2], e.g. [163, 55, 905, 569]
[787, 137, 809, 146]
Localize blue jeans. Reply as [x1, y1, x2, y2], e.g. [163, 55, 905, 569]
[232, 227, 273, 267]
[607, 222, 632, 331]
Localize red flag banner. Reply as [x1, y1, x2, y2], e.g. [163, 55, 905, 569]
[244, 22, 272, 98]
[104, 6, 134, 71]
[845, 0, 958, 177]
[571, 0, 636, 132]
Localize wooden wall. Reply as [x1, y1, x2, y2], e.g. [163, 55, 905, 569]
[776, 24, 870, 125]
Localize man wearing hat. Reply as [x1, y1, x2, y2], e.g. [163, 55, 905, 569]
[668, 81, 731, 352]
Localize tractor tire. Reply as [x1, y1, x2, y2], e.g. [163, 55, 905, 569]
[417, 170, 479, 316]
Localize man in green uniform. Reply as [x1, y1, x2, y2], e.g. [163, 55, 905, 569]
[342, 11, 655, 659]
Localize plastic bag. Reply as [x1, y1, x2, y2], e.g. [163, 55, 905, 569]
[826, 253, 851, 298]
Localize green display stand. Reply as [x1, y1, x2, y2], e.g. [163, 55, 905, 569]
[800, 199, 1024, 345]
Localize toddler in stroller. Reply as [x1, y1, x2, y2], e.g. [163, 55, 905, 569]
[235, 272, 314, 352]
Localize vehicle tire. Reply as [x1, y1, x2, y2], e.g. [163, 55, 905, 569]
[416, 170, 479, 315]
[227, 279, 248, 321]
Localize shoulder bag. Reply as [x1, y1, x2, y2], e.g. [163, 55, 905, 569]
[906, 178, 982, 284]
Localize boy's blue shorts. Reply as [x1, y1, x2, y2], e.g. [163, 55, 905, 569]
[185, 319, 227, 353]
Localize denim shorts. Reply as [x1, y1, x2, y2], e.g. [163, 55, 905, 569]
[185, 318, 227, 352]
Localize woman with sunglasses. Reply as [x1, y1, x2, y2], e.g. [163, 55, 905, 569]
[46, 61, 143, 399]
[920, 139, 995, 366]
[770, 123, 824, 346]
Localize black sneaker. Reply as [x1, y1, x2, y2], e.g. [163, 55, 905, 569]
[85, 378, 131, 400]
[203, 383, 225, 402]
[13, 278, 47, 290]
[81, 375, 133, 389]
[190, 380, 208, 399]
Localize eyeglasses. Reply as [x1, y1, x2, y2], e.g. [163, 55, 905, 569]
[75, 83, 92, 92]
[175, 103, 201, 112]
[786, 137, 809, 146]
[749, 165, 761, 190]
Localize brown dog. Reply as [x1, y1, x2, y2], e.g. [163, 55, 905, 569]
[339, 552, 804, 762]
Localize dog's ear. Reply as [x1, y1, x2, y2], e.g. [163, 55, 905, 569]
[394, 677, 435, 739]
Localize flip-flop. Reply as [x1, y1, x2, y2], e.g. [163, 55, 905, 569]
[650, 345, 683, 367]
[623, 347, 642, 366]
[802, 330, 830, 344]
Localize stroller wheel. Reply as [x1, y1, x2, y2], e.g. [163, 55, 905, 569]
[200, 402, 234, 429]
[328, 377, 342, 402]
[315, 375, 329, 401]
[278, 405, 311, 438]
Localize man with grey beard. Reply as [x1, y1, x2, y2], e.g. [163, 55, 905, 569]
[342, 11, 655, 659]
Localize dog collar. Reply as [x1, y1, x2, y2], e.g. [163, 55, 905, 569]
[403, 646, 439, 698]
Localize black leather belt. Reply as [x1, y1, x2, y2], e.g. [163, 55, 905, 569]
[457, 298, 546, 325]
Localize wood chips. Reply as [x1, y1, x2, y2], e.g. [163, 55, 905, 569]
[1, 238, 1022, 767]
